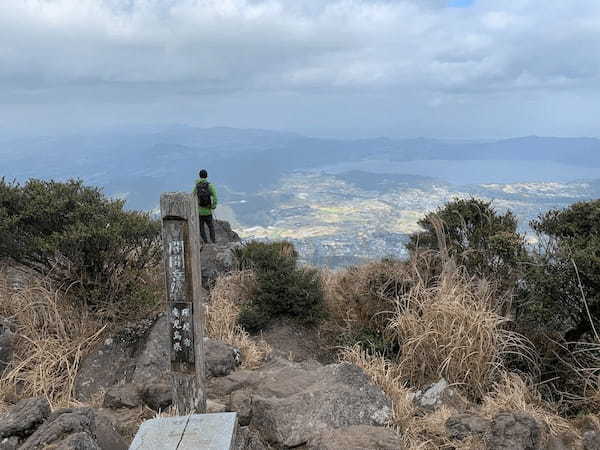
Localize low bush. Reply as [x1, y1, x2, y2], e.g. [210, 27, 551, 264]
[407, 197, 527, 292]
[233, 241, 326, 332]
[0, 178, 162, 315]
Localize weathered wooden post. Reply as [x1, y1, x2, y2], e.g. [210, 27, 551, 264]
[160, 192, 207, 414]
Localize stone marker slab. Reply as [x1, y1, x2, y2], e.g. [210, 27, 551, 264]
[129, 413, 237, 450]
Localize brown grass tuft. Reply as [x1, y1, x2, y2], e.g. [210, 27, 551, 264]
[387, 265, 533, 399]
[206, 270, 271, 368]
[0, 271, 106, 411]
[481, 372, 573, 438]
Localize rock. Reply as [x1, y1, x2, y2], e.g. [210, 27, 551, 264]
[0, 437, 20, 450]
[584, 431, 600, 450]
[307, 425, 405, 450]
[446, 413, 491, 440]
[130, 316, 170, 386]
[204, 337, 241, 377]
[412, 378, 468, 412]
[74, 336, 137, 402]
[233, 426, 267, 450]
[199, 220, 241, 290]
[488, 412, 542, 450]
[547, 432, 582, 450]
[0, 397, 50, 439]
[228, 390, 253, 426]
[141, 383, 172, 411]
[248, 359, 393, 447]
[0, 319, 15, 374]
[53, 432, 100, 450]
[207, 399, 227, 414]
[103, 384, 142, 409]
[94, 410, 129, 450]
[20, 408, 96, 450]
[200, 242, 242, 290]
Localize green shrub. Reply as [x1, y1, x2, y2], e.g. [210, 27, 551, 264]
[233, 241, 326, 332]
[519, 200, 600, 341]
[0, 178, 161, 313]
[407, 197, 527, 289]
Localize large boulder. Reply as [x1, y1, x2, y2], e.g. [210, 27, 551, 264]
[74, 318, 156, 401]
[488, 412, 542, 450]
[19, 407, 126, 450]
[204, 337, 241, 377]
[200, 220, 241, 290]
[0, 397, 50, 439]
[210, 358, 393, 448]
[76, 314, 241, 404]
[307, 425, 405, 450]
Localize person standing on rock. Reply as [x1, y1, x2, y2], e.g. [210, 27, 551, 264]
[193, 169, 218, 244]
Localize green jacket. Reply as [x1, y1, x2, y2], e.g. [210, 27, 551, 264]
[193, 178, 218, 216]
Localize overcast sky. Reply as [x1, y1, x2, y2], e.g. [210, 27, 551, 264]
[1, 0, 599, 138]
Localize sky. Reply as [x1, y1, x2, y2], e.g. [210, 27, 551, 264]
[1, 0, 600, 138]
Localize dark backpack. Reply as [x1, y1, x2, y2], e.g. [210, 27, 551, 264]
[196, 182, 212, 208]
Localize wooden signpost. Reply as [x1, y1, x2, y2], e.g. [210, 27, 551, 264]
[160, 192, 207, 414]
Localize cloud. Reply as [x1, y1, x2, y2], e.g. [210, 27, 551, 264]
[1, 0, 600, 136]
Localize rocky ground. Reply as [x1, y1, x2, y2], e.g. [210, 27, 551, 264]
[4, 311, 598, 449]
[2, 220, 600, 449]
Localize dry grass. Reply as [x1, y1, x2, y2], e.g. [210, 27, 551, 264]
[0, 270, 106, 412]
[340, 345, 484, 449]
[323, 258, 419, 334]
[387, 265, 533, 399]
[480, 373, 573, 438]
[206, 270, 271, 368]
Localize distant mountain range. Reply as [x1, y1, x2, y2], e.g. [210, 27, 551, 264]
[2, 126, 600, 211]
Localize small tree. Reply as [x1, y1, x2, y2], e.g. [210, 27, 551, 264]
[0, 178, 161, 311]
[407, 197, 527, 287]
[233, 241, 326, 332]
[521, 200, 600, 341]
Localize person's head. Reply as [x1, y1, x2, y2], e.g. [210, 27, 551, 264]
[199, 169, 208, 179]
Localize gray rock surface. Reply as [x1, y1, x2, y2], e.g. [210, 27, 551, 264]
[204, 337, 241, 377]
[20, 408, 97, 450]
[411, 378, 468, 412]
[307, 425, 404, 450]
[0, 437, 20, 450]
[16, 407, 126, 450]
[446, 413, 491, 440]
[53, 432, 100, 450]
[488, 412, 542, 450]
[77, 314, 241, 405]
[130, 316, 169, 386]
[0, 397, 50, 439]
[103, 383, 143, 409]
[209, 358, 393, 448]
[228, 390, 253, 426]
[200, 220, 241, 290]
[74, 335, 137, 402]
[584, 431, 600, 450]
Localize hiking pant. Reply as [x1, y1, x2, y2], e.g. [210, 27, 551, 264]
[199, 214, 216, 244]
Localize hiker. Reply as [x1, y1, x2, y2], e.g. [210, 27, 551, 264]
[193, 169, 218, 244]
